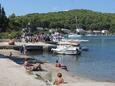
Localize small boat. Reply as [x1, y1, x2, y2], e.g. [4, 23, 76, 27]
[68, 33, 82, 38]
[51, 41, 81, 55]
[81, 46, 89, 51]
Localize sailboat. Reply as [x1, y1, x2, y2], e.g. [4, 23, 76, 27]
[68, 17, 84, 38]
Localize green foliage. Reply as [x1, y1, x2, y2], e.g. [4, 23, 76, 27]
[1, 4, 115, 34]
[0, 32, 21, 39]
[8, 9, 115, 33]
[0, 4, 8, 32]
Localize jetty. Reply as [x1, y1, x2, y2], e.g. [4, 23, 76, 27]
[0, 42, 56, 52]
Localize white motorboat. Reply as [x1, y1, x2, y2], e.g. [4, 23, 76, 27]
[51, 41, 81, 55]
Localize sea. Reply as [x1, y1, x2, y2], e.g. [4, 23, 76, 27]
[28, 35, 115, 82]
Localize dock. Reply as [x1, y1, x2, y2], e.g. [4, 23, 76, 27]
[0, 42, 57, 52]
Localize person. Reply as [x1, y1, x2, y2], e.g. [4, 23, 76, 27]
[32, 63, 42, 71]
[20, 46, 24, 54]
[24, 58, 42, 71]
[55, 60, 68, 71]
[23, 58, 33, 70]
[53, 73, 64, 85]
[9, 39, 15, 45]
[9, 52, 12, 57]
[55, 60, 61, 67]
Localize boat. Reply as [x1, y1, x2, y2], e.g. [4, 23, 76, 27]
[62, 38, 89, 43]
[68, 17, 85, 38]
[68, 33, 82, 38]
[51, 40, 81, 55]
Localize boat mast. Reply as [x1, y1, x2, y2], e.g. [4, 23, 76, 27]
[75, 16, 78, 29]
[75, 16, 79, 33]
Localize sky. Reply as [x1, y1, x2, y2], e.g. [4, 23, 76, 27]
[0, 0, 115, 16]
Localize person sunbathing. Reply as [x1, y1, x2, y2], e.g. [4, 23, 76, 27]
[53, 73, 64, 85]
[55, 60, 68, 71]
[32, 63, 42, 71]
[24, 58, 42, 71]
[24, 58, 33, 67]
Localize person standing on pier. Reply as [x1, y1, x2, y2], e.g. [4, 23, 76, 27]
[20, 44, 27, 55]
[23, 44, 27, 55]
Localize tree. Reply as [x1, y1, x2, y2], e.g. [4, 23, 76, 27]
[0, 4, 8, 32]
[2, 9, 115, 33]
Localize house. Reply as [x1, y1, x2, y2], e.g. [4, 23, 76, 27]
[101, 30, 109, 35]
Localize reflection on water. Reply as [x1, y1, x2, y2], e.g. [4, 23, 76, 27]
[28, 36, 115, 82]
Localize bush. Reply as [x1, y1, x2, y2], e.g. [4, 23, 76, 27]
[0, 32, 21, 39]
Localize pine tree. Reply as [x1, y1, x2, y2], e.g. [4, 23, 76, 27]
[0, 4, 1, 15]
[0, 4, 8, 32]
[0, 4, 2, 31]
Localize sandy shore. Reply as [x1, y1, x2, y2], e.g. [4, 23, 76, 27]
[0, 49, 29, 58]
[0, 49, 115, 86]
[0, 59, 46, 86]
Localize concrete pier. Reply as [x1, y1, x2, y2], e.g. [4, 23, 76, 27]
[0, 42, 57, 52]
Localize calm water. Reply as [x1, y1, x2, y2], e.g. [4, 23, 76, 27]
[28, 35, 115, 82]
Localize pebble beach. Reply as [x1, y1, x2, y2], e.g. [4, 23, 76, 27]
[0, 49, 115, 86]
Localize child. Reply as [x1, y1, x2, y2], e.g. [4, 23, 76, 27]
[54, 73, 64, 85]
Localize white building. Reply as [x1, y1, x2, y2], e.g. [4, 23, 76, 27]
[101, 30, 109, 35]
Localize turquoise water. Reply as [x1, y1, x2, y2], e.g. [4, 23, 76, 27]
[29, 35, 115, 82]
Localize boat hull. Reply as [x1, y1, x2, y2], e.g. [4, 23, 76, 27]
[68, 34, 82, 38]
[56, 50, 77, 55]
[52, 48, 80, 55]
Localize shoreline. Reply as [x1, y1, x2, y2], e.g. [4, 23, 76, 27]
[0, 49, 115, 86]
